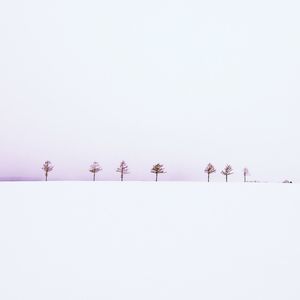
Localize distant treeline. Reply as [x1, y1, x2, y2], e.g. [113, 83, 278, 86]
[41, 160, 293, 183]
[40, 160, 264, 183]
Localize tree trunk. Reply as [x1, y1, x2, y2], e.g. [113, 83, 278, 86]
[156, 173, 158, 182]
[226, 175, 228, 182]
[244, 175, 246, 182]
[45, 172, 48, 182]
[93, 173, 95, 181]
[208, 173, 210, 182]
[121, 170, 123, 181]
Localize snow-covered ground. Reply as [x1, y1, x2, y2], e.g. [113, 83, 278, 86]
[0, 182, 299, 300]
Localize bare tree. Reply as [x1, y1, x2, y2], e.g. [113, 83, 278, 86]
[42, 161, 54, 181]
[204, 163, 216, 182]
[221, 164, 233, 182]
[243, 167, 250, 182]
[89, 162, 102, 181]
[151, 163, 166, 181]
[116, 160, 129, 181]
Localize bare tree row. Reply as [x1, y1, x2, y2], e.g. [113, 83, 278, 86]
[42, 161, 250, 182]
[205, 163, 250, 182]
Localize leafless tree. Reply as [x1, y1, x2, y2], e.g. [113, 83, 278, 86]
[116, 160, 129, 181]
[42, 161, 54, 181]
[89, 162, 102, 181]
[204, 163, 216, 182]
[221, 164, 233, 182]
[243, 167, 250, 182]
[151, 163, 166, 181]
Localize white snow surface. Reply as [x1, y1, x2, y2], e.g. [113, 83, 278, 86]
[0, 182, 299, 300]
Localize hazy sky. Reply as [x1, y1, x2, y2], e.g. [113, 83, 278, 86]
[0, 0, 299, 182]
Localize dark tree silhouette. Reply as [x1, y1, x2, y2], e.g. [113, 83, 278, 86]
[89, 162, 102, 181]
[151, 163, 166, 181]
[243, 167, 249, 182]
[204, 163, 216, 182]
[221, 164, 233, 182]
[116, 160, 129, 181]
[42, 161, 54, 181]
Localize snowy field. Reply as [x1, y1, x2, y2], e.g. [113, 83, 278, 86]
[0, 182, 299, 300]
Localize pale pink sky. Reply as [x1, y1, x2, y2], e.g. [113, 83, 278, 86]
[0, 0, 299, 182]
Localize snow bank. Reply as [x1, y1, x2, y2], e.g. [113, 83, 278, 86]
[0, 182, 299, 300]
